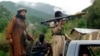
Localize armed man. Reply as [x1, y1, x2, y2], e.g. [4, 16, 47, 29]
[49, 11, 71, 56]
[40, 10, 87, 56]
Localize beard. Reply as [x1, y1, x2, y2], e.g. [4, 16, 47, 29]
[16, 14, 26, 20]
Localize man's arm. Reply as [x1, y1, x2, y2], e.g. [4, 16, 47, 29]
[64, 33, 72, 41]
[23, 31, 34, 41]
[6, 17, 16, 44]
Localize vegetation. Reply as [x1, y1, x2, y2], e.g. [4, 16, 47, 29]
[0, 4, 11, 43]
[83, 0, 100, 29]
[0, 4, 11, 56]
[0, 0, 100, 55]
[0, 4, 11, 32]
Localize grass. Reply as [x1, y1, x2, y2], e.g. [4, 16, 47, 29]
[0, 51, 9, 56]
[0, 32, 9, 56]
[0, 32, 8, 45]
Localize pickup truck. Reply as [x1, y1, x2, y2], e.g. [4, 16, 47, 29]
[63, 40, 100, 56]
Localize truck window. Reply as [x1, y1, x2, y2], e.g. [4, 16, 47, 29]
[78, 45, 100, 56]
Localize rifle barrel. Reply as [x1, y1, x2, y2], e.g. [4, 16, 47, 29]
[41, 15, 72, 24]
[41, 12, 87, 24]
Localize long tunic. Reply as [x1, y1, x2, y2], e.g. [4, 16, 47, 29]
[6, 17, 32, 56]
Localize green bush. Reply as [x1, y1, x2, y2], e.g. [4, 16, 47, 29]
[0, 50, 9, 56]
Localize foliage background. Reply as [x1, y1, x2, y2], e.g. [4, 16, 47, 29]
[0, 0, 100, 55]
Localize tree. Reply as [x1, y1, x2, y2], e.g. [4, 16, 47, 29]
[83, 0, 100, 29]
[0, 4, 11, 32]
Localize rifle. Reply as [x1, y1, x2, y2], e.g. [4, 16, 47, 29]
[41, 12, 87, 24]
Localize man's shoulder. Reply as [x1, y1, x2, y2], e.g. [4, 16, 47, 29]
[10, 17, 17, 21]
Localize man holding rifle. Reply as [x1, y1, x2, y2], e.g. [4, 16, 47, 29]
[41, 11, 86, 56]
[49, 11, 71, 56]
[40, 10, 86, 56]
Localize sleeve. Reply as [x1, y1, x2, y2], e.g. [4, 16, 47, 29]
[6, 17, 16, 40]
[49, 21, 56, 28]
[51, 24, 62, 34]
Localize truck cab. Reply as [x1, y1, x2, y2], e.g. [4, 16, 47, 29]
[63, 40, 100, 56]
